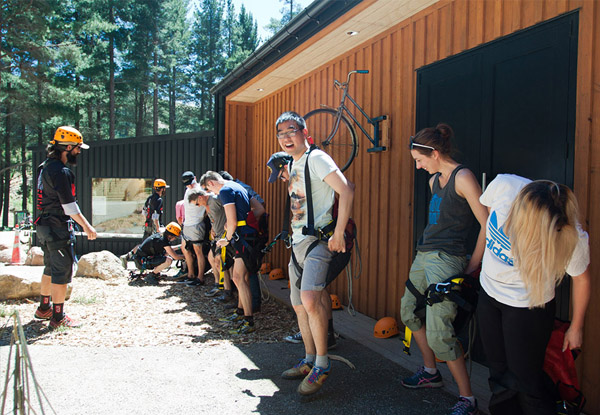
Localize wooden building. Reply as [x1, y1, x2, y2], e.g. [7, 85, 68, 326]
[212, 0, 600, 411]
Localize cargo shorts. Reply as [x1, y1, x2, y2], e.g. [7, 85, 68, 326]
[288, 236, 333, 307]
[400, 250, 467, 362]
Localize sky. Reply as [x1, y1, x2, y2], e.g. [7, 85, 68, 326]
[188, 0, 306, 44]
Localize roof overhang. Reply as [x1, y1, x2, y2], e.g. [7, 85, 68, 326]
[214, 0, 437, 103]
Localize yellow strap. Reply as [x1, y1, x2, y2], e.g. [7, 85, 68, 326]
[402, 326, 412, 355]
[236, 220, 246, 226]
[219, 246, 226, 288]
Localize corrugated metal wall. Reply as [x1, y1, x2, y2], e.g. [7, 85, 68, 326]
[32, 131, 216, 255]
[223, 0, 600, 410]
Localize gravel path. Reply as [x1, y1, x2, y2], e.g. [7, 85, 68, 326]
[0, 267, 298, 347]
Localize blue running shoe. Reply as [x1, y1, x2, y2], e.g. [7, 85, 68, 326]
[401, 366, 443, 389]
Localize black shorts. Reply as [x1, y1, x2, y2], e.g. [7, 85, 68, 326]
[37, 224, 75, 285]
[133, 254, 168, 271]
[210, 241, 234, 271]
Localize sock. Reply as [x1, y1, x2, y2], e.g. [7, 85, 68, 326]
[460, 396, 476, 405]
[244, 316, 254, 326]
[424, 366, 437, 375]
[52, 303, 64, 321]
[305, 354, 316, 364]
[327, 318, 334, 335]
[315, 355, 329, 369]
[39, 295, 51, 310]
[236, 307, 244, 315]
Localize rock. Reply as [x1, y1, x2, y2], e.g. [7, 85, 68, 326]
[76, 250, 128, 280]
[0, 271, 72, 300]
[0, 248, 13, 263]
[25, 246, 44, 266]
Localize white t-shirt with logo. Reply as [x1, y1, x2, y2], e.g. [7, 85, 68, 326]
[183, 183, 206, 226]
[288, 149, 338, 243]
[480, 174, 590, 307]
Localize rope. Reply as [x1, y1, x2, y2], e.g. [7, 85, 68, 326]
[329, 354, 355, 369]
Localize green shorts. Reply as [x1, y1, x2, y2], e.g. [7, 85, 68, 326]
[400, 250, 466, 362]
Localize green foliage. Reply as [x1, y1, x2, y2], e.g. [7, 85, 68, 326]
[0, 0, 259, 223]
[264, 0, 304, 38]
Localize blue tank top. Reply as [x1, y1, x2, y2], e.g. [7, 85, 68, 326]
[417, 165, 474, 256]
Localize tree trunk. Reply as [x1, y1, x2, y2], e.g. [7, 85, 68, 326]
[169, 66, 176, 134]
[20, 123, 27, 211]
[153, 41, 159, 135]
[3, 87, 12, 227]
[109, 2, 115, 139]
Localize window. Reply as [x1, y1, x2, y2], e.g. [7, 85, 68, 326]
[91, 178, 153, 234]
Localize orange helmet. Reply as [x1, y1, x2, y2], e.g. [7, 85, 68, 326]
[269, 268, 285, 280]
[153, 179, 169, 189]
[330, 294, 342, 310]
[374, 317, 399, 339]
[52, 126, 89, 149]
[165, 222, 181, 237]
[259, 263, 273, 274]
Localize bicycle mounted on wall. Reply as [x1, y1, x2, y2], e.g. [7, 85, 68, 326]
[304, 70, 388, 172]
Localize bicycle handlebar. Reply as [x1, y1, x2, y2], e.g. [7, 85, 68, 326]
[335, 70, 370, 89]
[356, 70, 369, 74]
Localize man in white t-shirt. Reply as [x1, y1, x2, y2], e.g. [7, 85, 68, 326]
[275, 111, 354, 396]
[180, 171, 207, 286]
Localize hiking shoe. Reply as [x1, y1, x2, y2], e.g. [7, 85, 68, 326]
[120, 254, 128, 269]
[219, 312, 244, 323]
[297, 361, 330, 395]
[34, 307, 52, 320]
[48, 315, 81, 331]
[285, 331, 303, 344]
[401, 366, 443, 389]
[144, 273, 161, 285]
[281, 358, 313, 380]
[229, 321, 255, 335]
[205, 286, 220, 297]
[450, 397, 479, 415]
[186, 278, 204, 287]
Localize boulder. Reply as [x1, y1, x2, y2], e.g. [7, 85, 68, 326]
[76, 250, 128, 280]
[24, 247, 44, 266]
[0, 248, 12, 263]
[0, 271, 72, 300]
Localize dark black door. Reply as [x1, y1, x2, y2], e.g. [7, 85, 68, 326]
[414, 11, 579, 319]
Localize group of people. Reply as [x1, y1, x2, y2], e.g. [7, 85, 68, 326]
[34, 115, 591, 413]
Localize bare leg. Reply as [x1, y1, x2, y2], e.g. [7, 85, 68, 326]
[192, 244, 206, 282]
[232, 258, 252, 317]
[181, 239, 196, 279]
[412, 326, 437, 369]
[301, 290, 328, 357]
[294, 304, 315, 355]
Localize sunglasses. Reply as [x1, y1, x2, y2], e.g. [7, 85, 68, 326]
[410, 136, 435, 151]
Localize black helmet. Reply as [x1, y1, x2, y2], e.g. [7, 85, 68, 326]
[181, 171, 195, 186]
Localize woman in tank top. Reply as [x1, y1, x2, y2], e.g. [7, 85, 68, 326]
[400, 123, 488, 415]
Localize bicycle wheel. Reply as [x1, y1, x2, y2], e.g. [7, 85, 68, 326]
[304, 108, 358, 172]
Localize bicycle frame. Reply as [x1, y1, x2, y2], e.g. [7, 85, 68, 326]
[329, 71, 387, 152]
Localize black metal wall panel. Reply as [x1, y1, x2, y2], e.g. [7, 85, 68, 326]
[32, 131, 216, 256]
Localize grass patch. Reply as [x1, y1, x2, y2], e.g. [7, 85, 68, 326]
[71, 295, 102, 305]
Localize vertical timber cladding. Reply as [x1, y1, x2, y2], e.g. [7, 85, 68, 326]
[32, 131, 217, 255]
[225, 0, 599, 408]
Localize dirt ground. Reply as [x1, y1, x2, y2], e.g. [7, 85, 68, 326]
[0, 267, 298, 348]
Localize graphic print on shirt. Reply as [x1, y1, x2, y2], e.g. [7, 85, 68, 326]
[429, 194, 442, 225]
[288, 166, 306, 231]
[486, 211, 513, 266]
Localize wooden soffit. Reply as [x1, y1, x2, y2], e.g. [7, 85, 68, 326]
[228, 0, 437, 103]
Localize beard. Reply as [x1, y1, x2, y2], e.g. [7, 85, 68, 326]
[66, 151, 79, 165]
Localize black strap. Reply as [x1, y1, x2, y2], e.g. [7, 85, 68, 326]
[303, 144, 318, 237]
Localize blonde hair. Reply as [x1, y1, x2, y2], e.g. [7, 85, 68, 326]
[505, 180, 580, 307]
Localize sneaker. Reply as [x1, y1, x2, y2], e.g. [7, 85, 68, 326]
[120, 254, 128, 269]
[229, 321, 255, 335]
[281, 358, 313, 380]
[34, 307, 52, 320]
[219, 312, 244, 323]
[401, 366, 443, 389]
[186, 278, 204, 287]
[450, 397, 479, 415]
[213, 293, 233, 303]
[177, 277, 195, 284]
[285, 331, 303, 344]
[48, 315, 81, 331]
[205, 286, 220, 297]
[297, 361, 330, 395]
